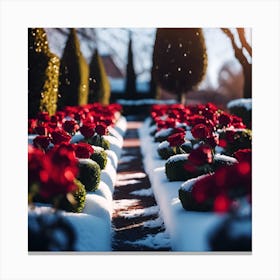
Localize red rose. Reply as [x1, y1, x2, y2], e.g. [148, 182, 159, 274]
[205, 135, 219, 148]
[50, 128, 71, 145]
[234, 149, 252, 163]
[35, 124, 48, 136]
[167, 132, 185, 147]
[191, 124, 210, 140]
[74, 143, 94, 158]
[165, 118, 176, 128]
[80, 123, 95, 138]
[225, 130, 235, 143]
[213, 194, 231, 213]
[37, 112, 50, 123]
[62, 120, 79, 135]
[33, 135, 50, 151]
[39, 145, 78, 199]
[95, 123, 108, 136]
[188, 145, 213, 166]
[28, 119, 37, 134]
[218, 112, 232, 127]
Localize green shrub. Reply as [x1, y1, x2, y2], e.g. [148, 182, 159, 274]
[154, 128, 174, 142]
[57, 179, 87, 213]
[229, 106, 252, 129]
[77, 159, 101, 192]
[58, 28, 89, 109]
[218, 129, 252, 156]
[90, 146, 108, 169]
[157, 141, 175, 160]
[88, 49, 111, 105]
[165, 154, 196, 181]
[28, 28, 60, 118]
[165, 153, 237, 182]
[88, 134, 110, 150]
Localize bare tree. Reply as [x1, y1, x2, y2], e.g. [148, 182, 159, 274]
[221, 28, 252, 99]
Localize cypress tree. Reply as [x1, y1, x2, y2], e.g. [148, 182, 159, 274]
[124, 35, 137, 99]
[88, 49, 111, 105]
[152, 28, 208, 103]
[28, 28, 60, 118]
[58, 28, 89, 109]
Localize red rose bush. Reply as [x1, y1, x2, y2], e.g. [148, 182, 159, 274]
[139, 102, 252, 251]
[28, 103, 126, 251]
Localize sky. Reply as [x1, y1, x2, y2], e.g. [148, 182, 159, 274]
[46, 28, 251, 90]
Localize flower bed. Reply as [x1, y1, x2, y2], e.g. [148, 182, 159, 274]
[139, 102, 252, 251]
[28, 103, 126, 251]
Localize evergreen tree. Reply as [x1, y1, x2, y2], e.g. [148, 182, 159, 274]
[58, 28, 89, 109]
[88, 49, 111, 105]
[152, 28, 208, 103]
[124, 35, 137, 99]
[28, 28, 60, 118]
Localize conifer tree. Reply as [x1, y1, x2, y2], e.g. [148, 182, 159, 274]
[28, 28, 60, 118]
[124, 35, 137, 99]
[58, 28, 89, 109]
[152, 28, 208, 103]
[88, 49, 111, 105]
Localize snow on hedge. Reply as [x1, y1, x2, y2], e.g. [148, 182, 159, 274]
[227, 98, 252, 111]
[139, 118, 227, 251]
[29, 115, 127, 251]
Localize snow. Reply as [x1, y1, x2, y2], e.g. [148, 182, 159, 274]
[28, 115, 127, 251]
[214, 154, 238, 163]
[117, 172, 147, 180]
[154, 128, 173, 139]
[143, 216, 164, 228]
[158, 140, 170, 149]
[124, 231, 171, 249]
[227, 98, 252, 111]
[115, 179, 142, 187]
[139, 118, 233, 251]
[130, 188, 154, 197]
[118, 205, 159, 219]
[116, 98, 176, 106]
[180, 174, 210, 191]
[113, 199, 140, 210]
[28, 206, 112, 251]
[166, 154, 189, 163]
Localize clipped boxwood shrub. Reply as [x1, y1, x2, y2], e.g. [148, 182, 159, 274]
[90, 146, 108, 170]
[57, 179, 86, 213]
[165, 154, 195, 181]
[157, 140, 175, 160]
[178, 175, 211, 211]
[88, 135, 110, 150]
[77, 159, 101, 192]
[28, 28, 60, 118]
[154, 128, 174, 142]
[218, 129, 252, 156]
[165, 153, 237, 182]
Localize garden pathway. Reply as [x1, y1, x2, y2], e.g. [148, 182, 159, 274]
[112, 117, 171, 251]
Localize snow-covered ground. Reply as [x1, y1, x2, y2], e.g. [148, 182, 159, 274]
[139, 118, 228, 251]
[29, 116, 127, 251]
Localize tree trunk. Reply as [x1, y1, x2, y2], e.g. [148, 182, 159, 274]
[243, 63, 252, 99]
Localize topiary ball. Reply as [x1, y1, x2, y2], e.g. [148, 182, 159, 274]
[154, 128, 174, 142]
[77, 159, 101, 192]
[165, 154, 195, 181]
[157, 140, 175, 160]
[217, 129, 252, 156]
[212, 154, 238, 170]
[178, 174, 211, 211]
[90, 146, 108, 169]
[88, 134, 110, 150]
[57, 179, 87, 213]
